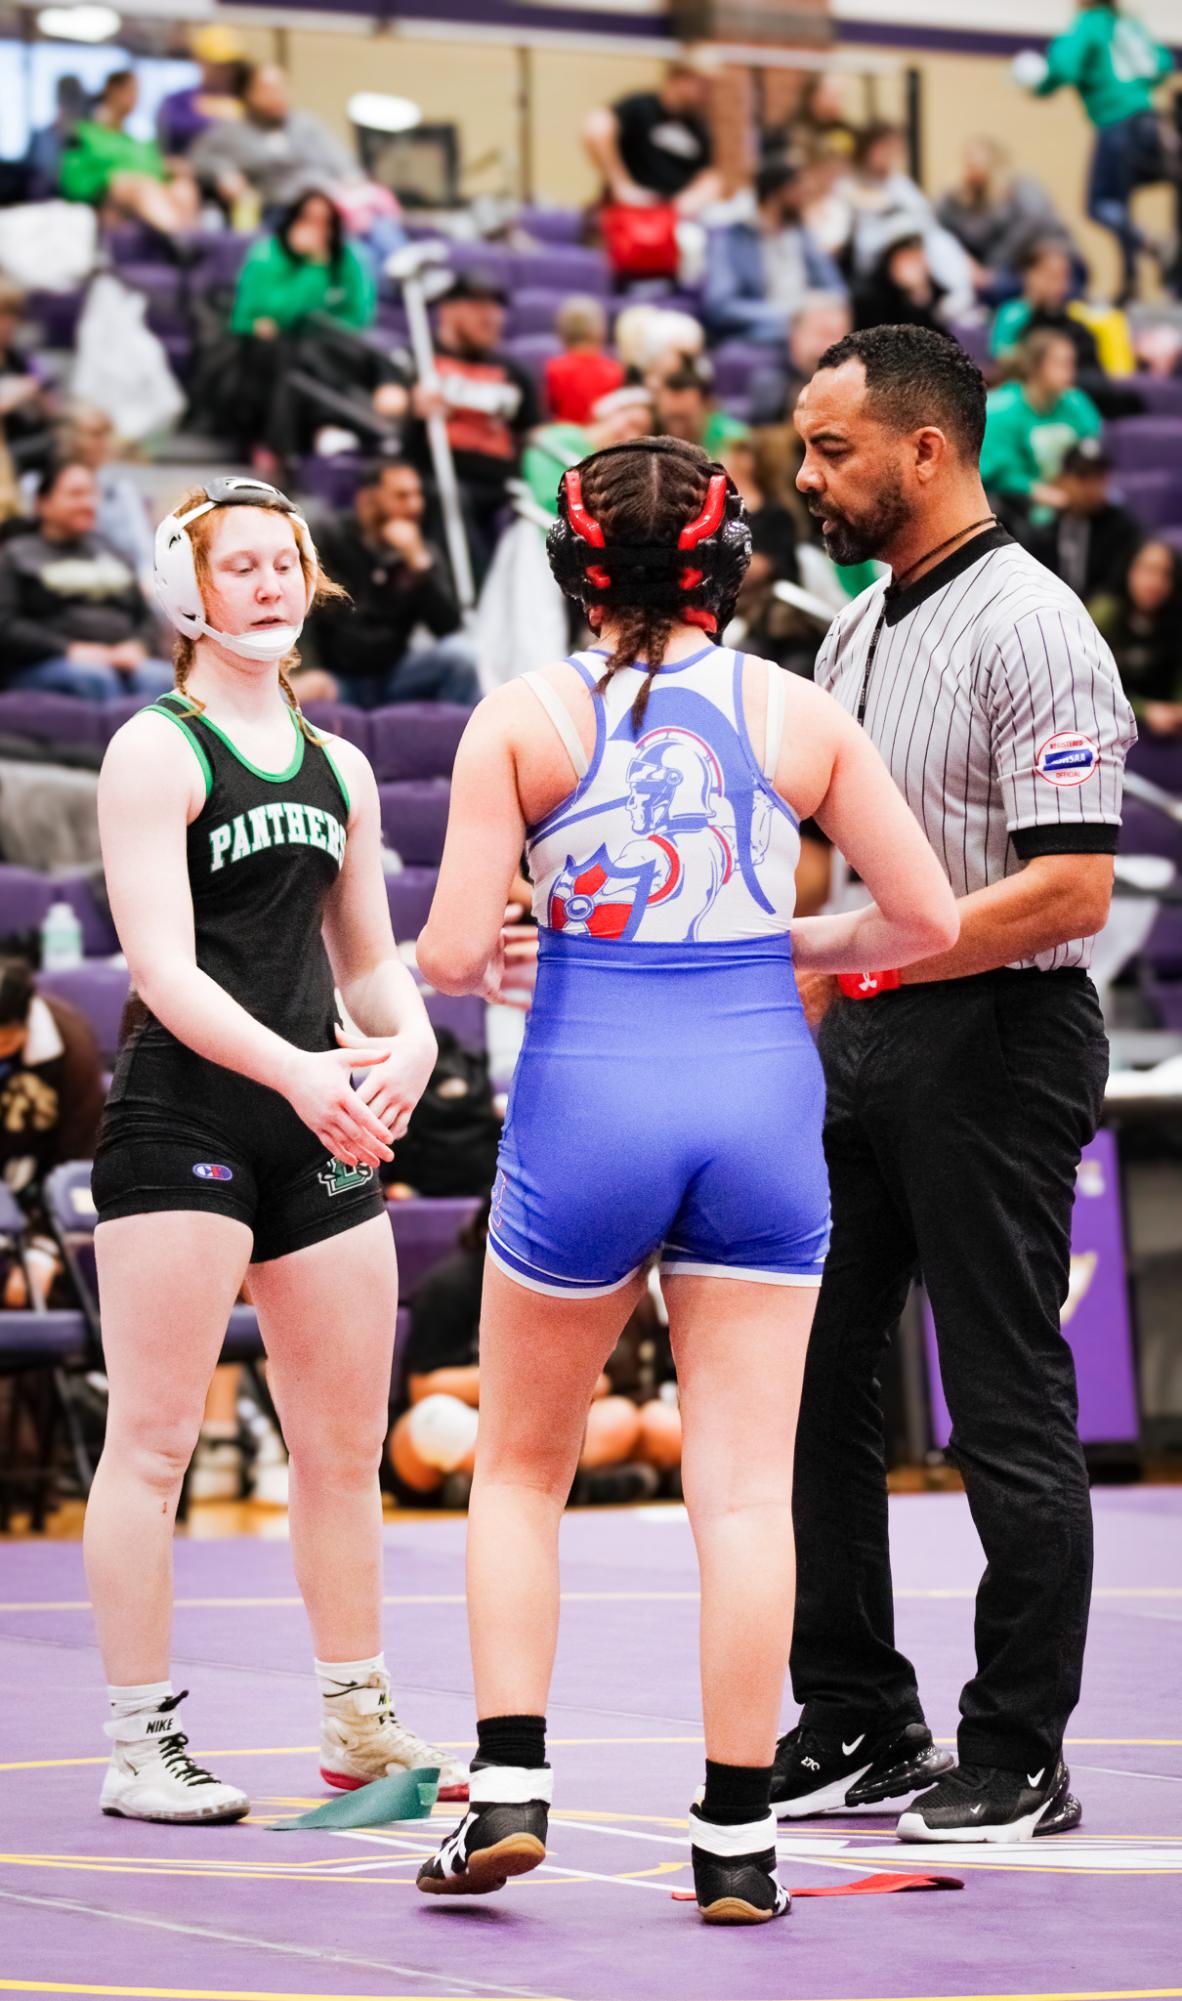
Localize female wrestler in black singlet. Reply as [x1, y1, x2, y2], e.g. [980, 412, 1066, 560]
[85, 477, 468, 1820]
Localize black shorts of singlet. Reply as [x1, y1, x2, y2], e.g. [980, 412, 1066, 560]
[92, 1031, 387, 1265]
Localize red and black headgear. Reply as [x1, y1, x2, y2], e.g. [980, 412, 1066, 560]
[546, 439, 752, 636]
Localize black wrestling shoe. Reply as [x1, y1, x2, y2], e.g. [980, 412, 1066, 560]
[897, 1758, 1079, 1844]
[416, 1763, 549, 1896]
[689, 1805, 790, 1925]
[771, 1719, 952, 1819]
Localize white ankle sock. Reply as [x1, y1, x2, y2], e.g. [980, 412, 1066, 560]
[108, 1680, 173, 1720]
[315, 1653, 386, 1698]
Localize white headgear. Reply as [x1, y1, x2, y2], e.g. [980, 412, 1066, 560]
[153, 475, 318, 663]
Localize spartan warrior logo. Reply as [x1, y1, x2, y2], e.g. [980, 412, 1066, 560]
[318, 1157, 375, 1197]
[550, 727, 737, 943]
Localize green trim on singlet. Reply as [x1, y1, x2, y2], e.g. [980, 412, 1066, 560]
[317, 741, 351, 819]
[143, 699, 213, 799]
[190, 702, 307, 784]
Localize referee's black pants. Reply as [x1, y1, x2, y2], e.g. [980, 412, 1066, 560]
[790, 969, 1109, 1774]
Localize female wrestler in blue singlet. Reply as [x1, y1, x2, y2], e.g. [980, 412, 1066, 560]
[415, 438, 958, 1922]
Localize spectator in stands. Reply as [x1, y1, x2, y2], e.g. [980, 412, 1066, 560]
[979, 329, 1102, 527]
[747, 291, 852, 426]
[543, 297, 624, 425]
[1092, 538, 1182, 734]
[25, 75, 86, 199]
[0, 460, 171, 699]
[389, 1204, 678, 1506]
[718, 434, 809, 669]
[156, 24, 247, 159]
[936, 137, 1075, 295]
[56, 404, 153, 587]
[408, 271, 539, 582]
[650, 355, 748, 457]
[582, 55, 722, 217]
[0, 281, 54, 471]
[852, 223, 951, 333]
[701, 154, 846, 345]
[522, 384, 653, 521]
[58, 70, 200, 240]
[828, 119, 975, 315]
[309, 460, 479, 707]
[761, 71, 859, 168]
[0, 957, 104, 1226]
[1014, 1, 1174, 301]
[190, 63, 356, 219]
[990, 239, 1136, 385]
[231, 189, 375, 340]
[1028, 437, 1142, 603]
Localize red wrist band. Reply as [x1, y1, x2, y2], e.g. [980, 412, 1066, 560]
[837, 969, 901, 1000]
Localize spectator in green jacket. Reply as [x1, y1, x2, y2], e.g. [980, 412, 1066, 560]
[1013, 2, 1174, 299]
[230, 188, 375, 337]
[980, 328, 1102, 529]
[58, 69, 199, 239]
[521, 384, 653, 522]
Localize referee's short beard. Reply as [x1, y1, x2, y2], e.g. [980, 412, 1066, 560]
[809, 473, 911, 568]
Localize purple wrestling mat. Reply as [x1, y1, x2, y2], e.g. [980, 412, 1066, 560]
[0, 1489, 1179, 2001]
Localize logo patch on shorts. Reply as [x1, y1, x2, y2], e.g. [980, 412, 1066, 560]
[192, 1162, 234, 1181]
[318, 1157, 375, 1197]
[1035, 731, 1099, 787]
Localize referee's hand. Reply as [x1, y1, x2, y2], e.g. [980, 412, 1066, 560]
[797, 971, 838, 1033]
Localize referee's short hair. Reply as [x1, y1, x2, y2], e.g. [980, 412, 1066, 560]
[813, 325, 987, 463]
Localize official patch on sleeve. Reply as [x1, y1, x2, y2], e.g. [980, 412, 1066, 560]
[1035, 732, 1099, 787]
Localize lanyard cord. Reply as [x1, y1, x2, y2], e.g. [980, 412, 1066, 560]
[854, 515, 997, 729]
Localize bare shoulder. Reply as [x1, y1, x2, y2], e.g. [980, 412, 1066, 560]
[744, 650, 852, 741]
[100, 706, 205, 802]
[313, 730, 377, 811]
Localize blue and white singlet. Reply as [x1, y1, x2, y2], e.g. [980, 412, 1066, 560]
[488, 644, 831, 1297]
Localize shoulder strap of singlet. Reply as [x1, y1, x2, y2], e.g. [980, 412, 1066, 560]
[141, 692, 212, 799]
[521, 669, 589, 783]
[761, 659, 787, 780]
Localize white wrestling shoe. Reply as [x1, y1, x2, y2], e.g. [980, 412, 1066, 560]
[100, 1692, 250, 1823]
[319, 1669, 469, 1800]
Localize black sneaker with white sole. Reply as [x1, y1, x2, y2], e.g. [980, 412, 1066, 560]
[416, 1763, 550, 1897]
[896, 1759, 1081, 1843]
[771, 1719, 953, 1819]
[689, 1805, 790, 1925]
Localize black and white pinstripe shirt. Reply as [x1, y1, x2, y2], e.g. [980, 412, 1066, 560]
[815, 524, 1137, 973]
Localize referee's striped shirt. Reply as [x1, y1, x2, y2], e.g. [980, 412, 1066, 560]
[815, 523, 1137, 973]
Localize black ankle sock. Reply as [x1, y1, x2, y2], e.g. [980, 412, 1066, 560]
[476, 1714, 547, 1769]
[701, 1760, 773, 1826]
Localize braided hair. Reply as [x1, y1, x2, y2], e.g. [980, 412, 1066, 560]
[580, 436, 712, 732]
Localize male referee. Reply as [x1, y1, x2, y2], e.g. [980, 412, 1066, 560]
[776, 325, 1135, 1843]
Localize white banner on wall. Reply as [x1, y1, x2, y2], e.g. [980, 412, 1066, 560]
[834, 0, 1179, 37]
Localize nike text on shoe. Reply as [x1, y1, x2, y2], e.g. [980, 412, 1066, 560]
[100, 1692, 250, 1824]
[897, 1759, 1079, 1843]
[690, 1806, 791, 1925]
[417, 1763, 550, 1896]
[319, 1668, 469, 1800]
[772, 1720, 953, 1819]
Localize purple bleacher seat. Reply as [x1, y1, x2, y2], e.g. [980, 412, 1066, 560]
[950, 319, 991, 369]
[26, 288, 85, 348]
[368, 703, 468, 781]
[509, 288, 565, 337]
[301, 700, 356, 745]
[516, 247, 610, 296]
[386, 867, 438, 940]
[422, 989, 485, 1051]
[377, 780, 451, 865]
[521, 206, 586, 246]
[1146, 981, 1182, 1030]
[0, 691, 104, 747]
[98, 696, 154, 742]
[1144, 904, 1182, 977]
[440, 242, 515, 286]
[1128, 735, 1182, 792]
[1118, 375, 1182, 418]
[1119, 797, 1182, 865]
[196, 232, 257, 290]
[37, 963, 130, 1068]
[509, 333, 562, 388]
[387, 1195, 481, 1299]
[0, 1308, 88, 1369]
[58, 876, 118, 958]
[1110, 472, 1182, 531]
[0, 865, 54, 938]
[1161, 525, 1182, 559]
[1106, 417, 1182, 474]
[710, 343, 767, 409]
[297, 454, 368, 510]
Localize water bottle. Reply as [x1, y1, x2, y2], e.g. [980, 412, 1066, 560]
[40, 899, 83, 971]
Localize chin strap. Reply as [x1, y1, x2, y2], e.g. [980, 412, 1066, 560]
[194, 618, 304, 662]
